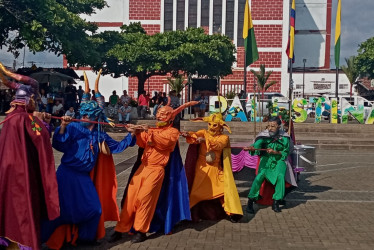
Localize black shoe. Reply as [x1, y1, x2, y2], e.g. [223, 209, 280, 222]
[246, 198, 255, 214]
[76, 239, 101, 246]
[131, 232, 147, 243]
[229, 214, 242, 223]
[279, 199, 286, 206]
[108, 231, 122, 243]
[272, 200, 281, 213]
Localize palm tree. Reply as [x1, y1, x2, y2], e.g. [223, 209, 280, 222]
[166, 74, 185, 94]
[250, 64, 277, 117]
[250, 64, 277, 100]
[341, 56, 359, 98]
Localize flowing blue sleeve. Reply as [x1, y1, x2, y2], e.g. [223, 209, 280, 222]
[52, 124, 78, 152]
[103, 132, 136, 154]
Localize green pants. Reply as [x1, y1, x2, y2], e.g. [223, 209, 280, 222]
[248, 170, 286, 201]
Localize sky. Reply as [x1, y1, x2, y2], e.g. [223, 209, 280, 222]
[0, 0, 373, 69]
[331, 0, 374, 67]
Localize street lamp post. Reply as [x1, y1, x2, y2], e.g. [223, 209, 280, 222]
[302, 59, 307, 99]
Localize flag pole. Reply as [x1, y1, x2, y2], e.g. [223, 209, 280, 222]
[335, 67, 339, 99]
[253, 75, 257, 136]
[218, 76, 222, 114]
[244, 49, 247, 100]
[287, 0, 295, 131]
[288, 59, 293, 131]
[334, 0, 341, 101]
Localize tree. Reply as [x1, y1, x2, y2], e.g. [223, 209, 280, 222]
[355, 37, 374, 79]
[250, 64, 277, 118]
[167, 74, 185, 94]
[75, 24, 236, 95]
[341, 56, 359, 98]
[0, 0, 106, 59]
[250, 64, 277, 100]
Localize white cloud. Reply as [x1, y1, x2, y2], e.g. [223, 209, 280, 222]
[331, 0, 374, 66]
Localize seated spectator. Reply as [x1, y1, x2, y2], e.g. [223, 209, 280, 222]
[118, 102, 132, 124]
[65, 106, 76, 118]
[51, 100, 64, 125]
[120, 90, 131, 104]
[153, 92, 164, 116]
[162, 92, 168, 106]
[52, 100, 64, 116]
[39, 88, 49, 112]
[109, 90, 119, 107]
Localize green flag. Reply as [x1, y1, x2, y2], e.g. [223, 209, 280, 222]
[243, 0, 259, 67]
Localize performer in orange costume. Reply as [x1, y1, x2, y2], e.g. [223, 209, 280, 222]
[110, 100, 198, 243]
[182, 113, 243, 222]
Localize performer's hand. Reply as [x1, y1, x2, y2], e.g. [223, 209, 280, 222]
[61, 116, 72, 126]
[266, 148, 278, 154]
[42, 112, 51, 124]
[196, 137, 205, 143]
[243, 146, 255, 151]
[126, 126, 135, 135]
[141, 124, 149, 131]
[180, 131, 189, 137]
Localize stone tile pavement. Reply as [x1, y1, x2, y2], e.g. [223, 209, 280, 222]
[51, 137, 374, 250]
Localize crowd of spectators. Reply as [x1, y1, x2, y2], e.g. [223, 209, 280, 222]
[1, 83, 192, 125]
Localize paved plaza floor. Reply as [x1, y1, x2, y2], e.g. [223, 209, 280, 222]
[50, 136, 374, 250]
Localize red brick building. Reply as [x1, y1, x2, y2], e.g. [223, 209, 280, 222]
[72, 0, 332, 100]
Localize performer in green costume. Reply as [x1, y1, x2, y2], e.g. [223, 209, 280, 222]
[244, 117, 290, 213]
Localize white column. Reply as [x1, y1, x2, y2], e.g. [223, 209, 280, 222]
[185, 0, 189, 29]
[173, 0, 177, 30]
[222, 0, 226, 34]
[197, 0, 201, 27]
[233, 0, 238, 67]
[160, 0, 165, 32]
[123, 0, 129, 24]
[233, 0, 238, 46]
[281, 0, 291, 97]
[209, 0, 213, 34]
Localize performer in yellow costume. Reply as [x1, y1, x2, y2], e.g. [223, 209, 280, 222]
[182, 113, 243, 222]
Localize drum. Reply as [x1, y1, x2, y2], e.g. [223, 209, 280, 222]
[292, 145, 317, 172]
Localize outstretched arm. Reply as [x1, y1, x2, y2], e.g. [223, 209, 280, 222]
[103, 132, 137, 154]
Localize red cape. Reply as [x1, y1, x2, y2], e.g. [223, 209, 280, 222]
[0, 107, 59, 250]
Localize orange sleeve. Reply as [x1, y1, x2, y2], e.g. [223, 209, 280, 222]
[136, 131, 148, 148]
[186, 130, 205, 144]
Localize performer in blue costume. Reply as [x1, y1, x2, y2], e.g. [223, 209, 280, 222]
[42, 72, 137, 246]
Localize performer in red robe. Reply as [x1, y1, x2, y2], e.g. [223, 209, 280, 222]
[0, 63, 59, 250]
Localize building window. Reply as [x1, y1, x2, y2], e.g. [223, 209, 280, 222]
[226, 0, 235, 40]
[176, 0, 185, 30]
[339, 84, 348, 89]
[201, 0, 210, 27]
[313, 83, 331, 90]
[213, 0, 222, 33]
[164, 0, 173, 31]
[296, 84, 303, 89]
[237, 0, 246, 47]
[188, 0, 198, 28]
